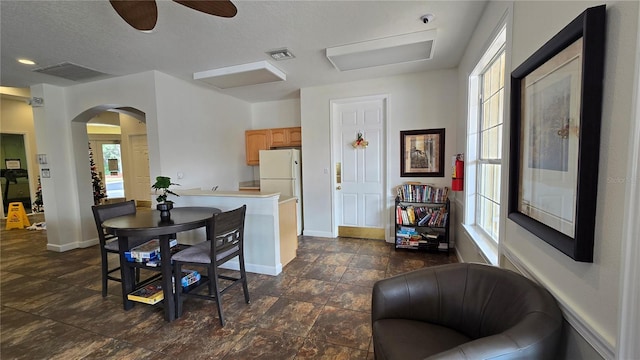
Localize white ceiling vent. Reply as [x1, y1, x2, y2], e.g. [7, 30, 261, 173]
[194, 61, 286, 89]
[326, 30, 437, 71]
[33, 62, 109, 81]
[267, 48, 295, 61]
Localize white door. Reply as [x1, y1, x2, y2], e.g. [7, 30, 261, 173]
[332, 96, 386, 238]
[130, 135, 151, 205]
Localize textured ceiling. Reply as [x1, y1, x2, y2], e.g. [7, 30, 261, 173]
[1, 1, 487, 103]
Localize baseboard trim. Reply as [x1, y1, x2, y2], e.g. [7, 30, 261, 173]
[302, 230, 334, 238]
[501, 246, 615, 360]
[78, 238, 98, 248]
[220, 259, 282, 276]
[46, 242, 78, 252]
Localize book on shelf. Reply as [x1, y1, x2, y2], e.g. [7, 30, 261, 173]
[181, 269, 201, 288]
[127, 281, 164, 304]
[127, 238, 178, 263]
[396, 183, 449, 203]
[397, 226, 418, 238]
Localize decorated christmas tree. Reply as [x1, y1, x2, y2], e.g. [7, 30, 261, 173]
[89, 143, 106, 205]
[32, 176, 44, 212]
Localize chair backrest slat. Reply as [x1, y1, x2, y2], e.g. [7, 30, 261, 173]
[91, 200, 137, 245]
[209, 205, 246, 261]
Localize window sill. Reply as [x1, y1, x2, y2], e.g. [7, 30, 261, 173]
[461, 224, 498, 265]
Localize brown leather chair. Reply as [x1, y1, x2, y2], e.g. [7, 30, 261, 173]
[372, 263, 562, 359]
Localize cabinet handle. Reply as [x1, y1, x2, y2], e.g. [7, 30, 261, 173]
[336, 186, 342, 190]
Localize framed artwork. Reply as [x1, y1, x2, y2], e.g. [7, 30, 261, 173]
[508, 5, 605, 262]
[400, 128, 445, 177]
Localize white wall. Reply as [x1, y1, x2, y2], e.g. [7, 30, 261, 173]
[455, 1, 639, 358]
[31, 71, 253, 251]
[251, 98, 301, 129]
[300, 70, 458, 237]
[153, 72, 252, 191]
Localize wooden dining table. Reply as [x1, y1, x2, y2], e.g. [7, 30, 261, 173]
[102, 206, 220, 322]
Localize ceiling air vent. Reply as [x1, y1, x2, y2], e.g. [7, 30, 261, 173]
[267, 48, 295, 61]
[33, 62, 109, 81]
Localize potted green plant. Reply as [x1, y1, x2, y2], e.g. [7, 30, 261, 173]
[152, 176, 180, 221]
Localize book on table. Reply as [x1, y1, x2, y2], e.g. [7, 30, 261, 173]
[127, 281, 164, 304]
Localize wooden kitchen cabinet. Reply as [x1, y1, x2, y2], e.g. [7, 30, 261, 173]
[279, 198, 298, 267]
[245, 130, 271, 165]
[288, 127, 302, 146]
[270, 127, 302, 147]
[245, 126, 301, 165]
[270, 128, 288, 147]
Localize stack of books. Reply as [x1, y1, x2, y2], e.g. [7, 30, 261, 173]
[180, 269, 200, 288]
[125, 238, 178, 263]
[127, 281, 164, 304]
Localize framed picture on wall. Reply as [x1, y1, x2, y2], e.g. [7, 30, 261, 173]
[400, 128, 445, 177]
[508, 5, 605, 262]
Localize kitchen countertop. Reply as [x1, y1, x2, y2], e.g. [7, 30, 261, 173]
[239, 180, 260, 190]
[278, 196, 297, 205]
[175, 189, 295, 204]
[176, 189, 276, 198]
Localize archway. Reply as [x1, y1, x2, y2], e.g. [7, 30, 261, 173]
[70, 105, 149, 210]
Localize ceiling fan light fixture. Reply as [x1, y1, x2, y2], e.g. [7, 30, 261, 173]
[326, 30, 437, 71]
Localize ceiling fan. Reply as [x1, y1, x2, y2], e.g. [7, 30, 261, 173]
[110, 0, 237, 31]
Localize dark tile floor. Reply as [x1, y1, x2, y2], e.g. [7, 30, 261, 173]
[1, 216, 457, 359]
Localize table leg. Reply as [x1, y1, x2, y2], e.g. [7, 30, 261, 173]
[159, 234, 176, 321]
[119, 235, 135, 310]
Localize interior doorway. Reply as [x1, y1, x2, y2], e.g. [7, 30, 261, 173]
[0, 133, 32, 213]
[86, 109, 149, 207]
[331, 95, 388, 240]
[102, 142, 124, 199]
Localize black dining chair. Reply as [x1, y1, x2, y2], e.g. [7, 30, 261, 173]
[91, 200, 156, 297]
[172, 205, 250, 326]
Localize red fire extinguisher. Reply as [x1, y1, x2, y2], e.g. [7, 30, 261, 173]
[452, 154, 464, 191]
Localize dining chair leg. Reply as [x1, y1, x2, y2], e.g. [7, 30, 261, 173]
[174, 262, 184, 318]
[211, 264, 225, 326]
[239, 254, 250, 304]
[101, 253, 109, 297]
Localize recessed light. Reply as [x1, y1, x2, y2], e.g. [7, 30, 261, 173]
[17, 58, 36, 65]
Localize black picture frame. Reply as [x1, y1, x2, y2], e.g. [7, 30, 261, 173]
[400, 128, 445, 177]
[508, 5, 605, 262]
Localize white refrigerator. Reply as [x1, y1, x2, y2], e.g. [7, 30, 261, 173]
[259, 149, 302, 235]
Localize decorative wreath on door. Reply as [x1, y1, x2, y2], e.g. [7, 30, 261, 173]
[352, 132, 369, 149]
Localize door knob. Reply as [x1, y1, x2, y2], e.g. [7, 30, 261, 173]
[336, 186, 342, 190]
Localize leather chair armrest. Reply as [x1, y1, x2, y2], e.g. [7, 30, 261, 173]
[372, 267, 440, 323]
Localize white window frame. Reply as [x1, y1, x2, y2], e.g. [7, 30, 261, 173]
[463, 26, 507, 265]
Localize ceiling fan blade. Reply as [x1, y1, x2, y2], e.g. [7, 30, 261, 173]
[110, 0, 158, 31]
[173, 0, 237, 18]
